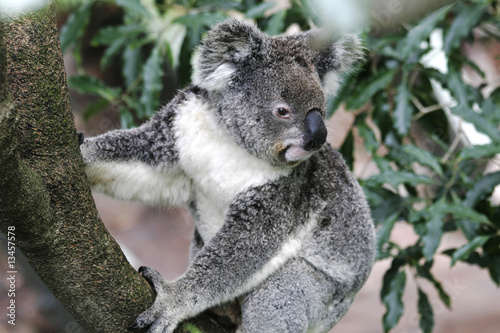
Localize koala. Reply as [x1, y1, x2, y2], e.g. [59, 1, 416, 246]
[80, 20, 375, 333]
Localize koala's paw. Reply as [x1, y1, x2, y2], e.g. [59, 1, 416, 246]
[139, 266, 169, 294]
[77, 132, 85, 146]
[130, 266, 179, 333]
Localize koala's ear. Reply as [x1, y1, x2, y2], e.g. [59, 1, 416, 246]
[310, 32, 365, 96]
[192, 20, 264, 92]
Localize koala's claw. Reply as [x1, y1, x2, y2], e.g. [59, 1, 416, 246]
[133, 266, 179, 333]
[133, 310, 176, 333]
[133, 300, 179, 333]
[77, 131, 85, 145]
[139, 266, 169, 294]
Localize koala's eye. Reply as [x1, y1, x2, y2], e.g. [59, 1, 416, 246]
[274, 107, 291, 119]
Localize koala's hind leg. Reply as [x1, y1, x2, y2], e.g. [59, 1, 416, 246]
[239, 258, 353, 333]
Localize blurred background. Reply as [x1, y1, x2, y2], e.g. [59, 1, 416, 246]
[1, 0, 499, 332]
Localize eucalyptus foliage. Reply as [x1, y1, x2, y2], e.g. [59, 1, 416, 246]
[60, 0, 314, 127]
[60, 1, 500, 332]
[334, 2, 500, 332]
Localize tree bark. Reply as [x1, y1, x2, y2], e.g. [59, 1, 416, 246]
[0, 4, 234, 333]
[0, 4, 156, 332]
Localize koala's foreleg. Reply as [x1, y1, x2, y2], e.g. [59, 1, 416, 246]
[133, 186, 319, 333]
[79, 123, 191, 206]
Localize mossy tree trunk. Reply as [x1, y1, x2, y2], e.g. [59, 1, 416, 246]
[0, 4, 156, 332]
[0, 4, 233, 333]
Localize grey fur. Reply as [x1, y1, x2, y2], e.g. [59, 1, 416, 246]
[81, 20, 374, 333]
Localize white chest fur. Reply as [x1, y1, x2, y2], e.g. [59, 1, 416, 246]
[174, 97, 289, 242]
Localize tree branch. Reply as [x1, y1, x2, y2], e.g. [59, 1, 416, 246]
[0, 4, 154, 332]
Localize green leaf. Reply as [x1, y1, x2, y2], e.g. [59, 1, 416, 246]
[122, 44, 142, 88]
[68, 75, 120, 101]
[450, 235, 490, 266]
[119, 105, 136, 129]
[393, 75, 412, 136]
[482, 87, 500, 126]
[373, 154, 393, 174]
[364, 171, 435, 189]
[183, 323, 204, 333]
[376, 212, 399, 259]
[447, 64, 478, 107]
[382, 269, 406, 332]
[417, 288, 434, 333]
[488, 256, 500, 285]
[484, 241, 500, 285]
[399, 4, 453, 58]
[372, 92, 392, 141]
[339, 129, 354, 169]
[462, 56, 486, 79]
[450, 106, 500, 143]
[140, 45, 164, 118]
[265, 10, 287, 36]
[367, 187, 404, 226]
[193, 0, 241, 9]
[456, 219, 479, 242]
[464, 171, 500, 208]
[174, 12, 227, 27]
[115, 0, 151, 17]
[101, 37, 127, 68]
[91, 24, 145, 46]
[160, 23, 187, 69]
[175, 12, 228, 49]
[422, 214, 444, 261]
[92, 26, 122, 46]
[59, 1, 92, 53]
[458, 143, 500, 160]
[402, 144, 444, 177]
[456, 209, 494, 227]
[357, 122, 378, 154]
[416, 261, 451, 308]
[422, 67, 448, 86]
[444, 249, 486, 267]
[428, 199, 495, 228]
[246, 2, 275, 19]
[83, 98, 110, 120]
[346, 69, 397, 110]
[444, 5, 486, 54]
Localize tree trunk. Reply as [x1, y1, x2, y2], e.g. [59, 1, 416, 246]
[0, 4, 234, 333]
[0, 4, 156, 331]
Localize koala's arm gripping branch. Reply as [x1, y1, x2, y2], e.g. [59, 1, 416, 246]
[135, 192, 301, 330]
[173, 184, 316, 319]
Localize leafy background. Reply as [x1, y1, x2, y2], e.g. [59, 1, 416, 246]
[56, 0, 500, 332]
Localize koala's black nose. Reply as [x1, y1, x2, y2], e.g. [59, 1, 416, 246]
[304, 110, 327, 152]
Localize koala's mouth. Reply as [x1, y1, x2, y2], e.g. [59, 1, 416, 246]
[284, 145, 313, 163]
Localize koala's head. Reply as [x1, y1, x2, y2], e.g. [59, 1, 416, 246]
[192, 20, 364, 167]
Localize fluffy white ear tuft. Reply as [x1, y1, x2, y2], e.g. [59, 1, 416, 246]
[192, 56, 237, 92]
[321, 71, 342, 97]
[191, 20, 263, 92]
[312, 33, 365, 96]
[332, 34, 365, 75]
